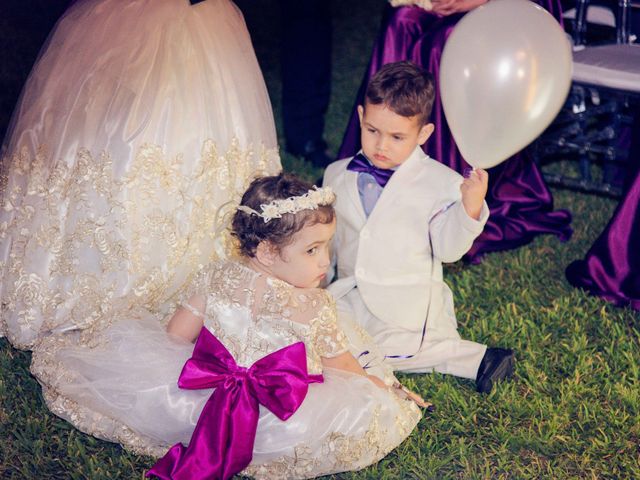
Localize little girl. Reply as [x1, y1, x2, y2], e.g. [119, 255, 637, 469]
[31, 173, 426, 479]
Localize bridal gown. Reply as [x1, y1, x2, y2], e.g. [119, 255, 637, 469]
[0, 0, 281, 349]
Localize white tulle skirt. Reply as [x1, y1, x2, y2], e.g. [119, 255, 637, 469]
[0, 0, 280, 349]
[31, 317, 422, 479]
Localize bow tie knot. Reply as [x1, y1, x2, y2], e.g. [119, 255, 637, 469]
[347, 153, 395, 187]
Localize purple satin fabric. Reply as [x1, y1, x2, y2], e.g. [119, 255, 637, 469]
[147, 328, 323, 480]
[338, 1, 572, 263]
[566, 169, 640, 311]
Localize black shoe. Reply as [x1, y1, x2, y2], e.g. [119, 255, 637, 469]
[290, 139, 333, 169]
[475, 347, 515, 394]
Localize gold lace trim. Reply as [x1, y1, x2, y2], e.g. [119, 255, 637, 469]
[30, 333, 171, 457]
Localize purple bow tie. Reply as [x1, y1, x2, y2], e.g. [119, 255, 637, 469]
[147, 327, 323, 480]
[347, 153, 395, 187]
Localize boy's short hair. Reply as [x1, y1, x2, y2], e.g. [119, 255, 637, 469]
[365, 61, 435, 125]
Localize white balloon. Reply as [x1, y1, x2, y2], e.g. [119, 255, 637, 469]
[439, 0, 572, 169]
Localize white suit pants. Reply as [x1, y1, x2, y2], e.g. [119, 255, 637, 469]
[336, 289, 487, 380]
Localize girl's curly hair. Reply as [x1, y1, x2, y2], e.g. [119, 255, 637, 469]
[231, 173, 335, 257]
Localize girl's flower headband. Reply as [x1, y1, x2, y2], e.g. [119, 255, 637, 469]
[237, 186, 335, 223]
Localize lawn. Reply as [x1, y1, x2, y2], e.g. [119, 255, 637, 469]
[1, 1, 639, 479]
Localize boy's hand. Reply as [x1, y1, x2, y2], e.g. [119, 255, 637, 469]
[460, 168, 488, 220]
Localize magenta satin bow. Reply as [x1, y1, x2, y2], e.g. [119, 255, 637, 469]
[147, 327, 323, 480]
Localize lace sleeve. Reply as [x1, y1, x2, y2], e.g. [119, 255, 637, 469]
[176, 263, 216, 316]
[310, 292, 349, 358]
[181, 296, 205, 318]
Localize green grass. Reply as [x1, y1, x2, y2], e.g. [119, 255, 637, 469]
[1, 1, 639, 478]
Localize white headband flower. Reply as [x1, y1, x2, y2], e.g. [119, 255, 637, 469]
[237, 186, 335, 223]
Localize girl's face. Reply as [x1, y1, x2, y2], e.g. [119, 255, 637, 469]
[269, 218, 336, 289]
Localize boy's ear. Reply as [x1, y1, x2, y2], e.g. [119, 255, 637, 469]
[357, 105, 364, 126]
[255, 240, 277, 266]
[417, 123, 435, 146]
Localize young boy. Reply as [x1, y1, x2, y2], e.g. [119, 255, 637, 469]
[323, 61, 514, 393]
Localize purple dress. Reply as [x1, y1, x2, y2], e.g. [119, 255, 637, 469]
[566, 131, 640, 311]
[338, 1, 571, 263]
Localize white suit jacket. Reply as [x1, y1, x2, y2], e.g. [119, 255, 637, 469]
[323, 146, 489, 332]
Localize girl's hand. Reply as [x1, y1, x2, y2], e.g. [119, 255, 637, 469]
[431, 0, 487, 16]
[460, 168, 488, 220]
[369, 376, 434, 409]
[392, 382, 433, 409]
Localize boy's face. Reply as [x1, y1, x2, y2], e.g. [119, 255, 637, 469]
[358, 102, 434, 170]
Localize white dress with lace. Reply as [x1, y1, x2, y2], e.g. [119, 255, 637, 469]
[31, 261, 422, 479]
[0, 0, 280, 349]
